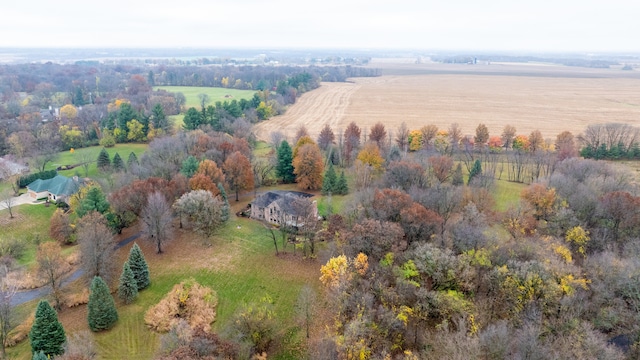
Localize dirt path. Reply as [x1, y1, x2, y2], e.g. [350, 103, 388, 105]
[252, 81, 360, 142]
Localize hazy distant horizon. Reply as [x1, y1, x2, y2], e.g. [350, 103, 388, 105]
[2, 1, 639, 53]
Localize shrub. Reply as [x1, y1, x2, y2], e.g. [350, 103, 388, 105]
[18, 170, 57, 188]
[99, 134, 116, 147]
[0, 238, 26, 259]
[145, 279, 218, 333]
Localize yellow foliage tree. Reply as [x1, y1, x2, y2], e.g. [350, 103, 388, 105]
[320, 255, 349, 289]
[60, 104, 78, 119]
[356, 142, 384, 171]
[126, 119, 145, 142]
[565, 226, 590, 258]
[408, 130, 423, 151]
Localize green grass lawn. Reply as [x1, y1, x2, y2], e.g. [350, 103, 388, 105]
[154, 86, 256, 110]
[493, 178, 527, 212]
[0, 203, 56, 266]
[47, 143, 148, 178]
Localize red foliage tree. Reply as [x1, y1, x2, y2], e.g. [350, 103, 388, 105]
[317, 124, 336, 151]
[369, 122, 387, 149]
[371, 188, 413, 222]
[400, 203, 443, 245]
[428, 155, 454, 183]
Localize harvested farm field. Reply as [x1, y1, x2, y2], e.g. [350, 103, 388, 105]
[252, 62, 640, 142]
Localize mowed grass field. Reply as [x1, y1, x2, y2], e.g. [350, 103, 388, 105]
[252, 62, 640, 142]
[47, 144, 148, 178]
[155, 86, 256, 129]
[154, 86, 256, 109]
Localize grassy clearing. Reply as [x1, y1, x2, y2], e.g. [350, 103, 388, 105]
[0, 203, 56, 266]
[47, 144, 148, 178]
[154, 86, 256, 110]
[494, 179, 526, 212]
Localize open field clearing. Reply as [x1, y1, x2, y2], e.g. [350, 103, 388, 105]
[253, 63, 640, 142]
[154, 86, 255, 109]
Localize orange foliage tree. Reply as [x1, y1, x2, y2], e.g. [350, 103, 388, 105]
[223, 152, 254, 201]
[189, 160, 225, 195]
[293, 143, 324, 190]
[521, 183, 557, 221]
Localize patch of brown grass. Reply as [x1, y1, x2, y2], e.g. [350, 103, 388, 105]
[145, 279, 218, 333]
[7, 313, 34, 348]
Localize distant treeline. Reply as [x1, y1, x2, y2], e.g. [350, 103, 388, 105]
[432, 54, 620, 68]
[579, 123, 640, 160]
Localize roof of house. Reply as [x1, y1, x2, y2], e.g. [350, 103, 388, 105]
[27, 175, 82, 197]
[252, 190, 314, 214]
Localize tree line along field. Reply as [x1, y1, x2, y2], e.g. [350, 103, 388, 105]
[253, 62, 640, 142]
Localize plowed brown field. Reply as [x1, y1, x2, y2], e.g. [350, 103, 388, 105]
[252, 63, 640, 142]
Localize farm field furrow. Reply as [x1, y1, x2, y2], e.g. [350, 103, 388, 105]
[253, 64, 640, 142]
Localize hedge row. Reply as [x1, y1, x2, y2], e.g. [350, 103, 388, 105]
[18, 170, 57, 188]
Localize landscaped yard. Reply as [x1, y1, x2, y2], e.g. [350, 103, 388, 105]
[7, 191, 323, 359]
[47, 144, 149, 178]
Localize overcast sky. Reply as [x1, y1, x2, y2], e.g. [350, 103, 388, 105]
[1, 0, 638, 52]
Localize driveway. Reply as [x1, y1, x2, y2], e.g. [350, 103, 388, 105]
[0, 193, 42, 210]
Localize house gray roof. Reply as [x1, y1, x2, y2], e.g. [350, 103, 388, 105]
[27, 175, 82, 197]
[252, 190, 314, 214]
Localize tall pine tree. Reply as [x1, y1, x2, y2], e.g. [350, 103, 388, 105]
[97, 148, 111, 170]
[335, 170, 349, 195]
[128, 243, 150, 290]
[87, 276, 118, 331]
[127, 152, 139, 168]
[452, 163, 464, 186]
[112, 152, 125, 172]
[322, 163, 337, 195]
[29, 300, 66, 357]
[118, 261, 138, 304]
[276, 140, 295, 183]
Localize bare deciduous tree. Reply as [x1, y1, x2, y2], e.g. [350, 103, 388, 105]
[36, 242, 67, 309]
[0, 266, 16, 359]
[141, 192, 174, 254]
[0, 190, 16, 219]
[77, 212, 117, 285]
[174, 190, 224, 239]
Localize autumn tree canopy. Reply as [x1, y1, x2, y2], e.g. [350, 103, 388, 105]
[223, 151, 254, 201]
[293, 142, 324, 190]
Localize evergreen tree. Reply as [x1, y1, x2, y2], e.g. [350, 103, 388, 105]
[97, 148, 111, 170]
[118, 261, 138, 304]
[452, 163, 464, 186]
[218, 183, 230, 222]
[117, 103, 137, 137]
[128, 243, 150, 290]
[468, 159, 482, 185]
[276, 140, 295, 183]
[76, 186, 110, 218]
[183, 107, 203, 130]
[127, 152, 139, 168]
[29, 300, 66, 357]
[33, 350, 48, 360]
[180, 156, 199, 178]
[151, 103, 168, 132]
[112, 152, 125, 172]
[87, 276, 118, 331]
[322, 163, 337, 195]
[335, 170, 349, 195]
[73, 87, 85, 106]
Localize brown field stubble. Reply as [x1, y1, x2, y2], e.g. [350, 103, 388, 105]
[253, 63, 640, 142]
